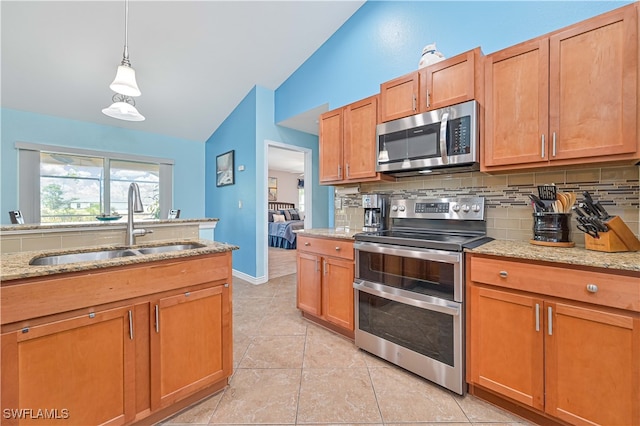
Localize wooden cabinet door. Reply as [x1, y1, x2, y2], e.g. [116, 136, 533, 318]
[380, 71, 419, 122]
[483, 39, 550, 169]
[469, 286, 544, 410]
[319, 108, 343, 183]
[343, 95, 378, 181]
[296, 251, 322, 315]
[419, 48, 479, 111]
[1, 307, 135, 426]
[151, 285, 231, 410]
[545, 302, 640, 425]
[549, 5, 638, 161]
[322, 257, 355, 331]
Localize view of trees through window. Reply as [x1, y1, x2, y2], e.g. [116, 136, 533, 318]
[40, 152, 160, 223]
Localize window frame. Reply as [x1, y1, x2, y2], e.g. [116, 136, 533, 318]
[16, 142, 174, 224]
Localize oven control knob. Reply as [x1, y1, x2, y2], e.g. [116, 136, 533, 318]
[472, 204, 481, 213]
[452, 204, 460, 212]
[398, 205, 406, 212]
[462, 204, 470, 213]
[391, 205, 398, 212]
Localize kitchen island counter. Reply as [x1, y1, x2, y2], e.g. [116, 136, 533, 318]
[1, 239, 238, 282]
[468, 239, 640, 273]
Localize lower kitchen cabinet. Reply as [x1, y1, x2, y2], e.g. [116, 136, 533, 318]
[467, 254, 640, 426]
[1, 306, 136, 426]
[0, 252, 234, 426]
[151, 285, 232, 410]
[296, 235, 355, 337]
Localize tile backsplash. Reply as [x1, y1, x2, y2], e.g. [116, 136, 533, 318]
[334, 165, 639, 247]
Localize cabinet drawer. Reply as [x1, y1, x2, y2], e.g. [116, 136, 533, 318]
[470, 256, 640, 312]
[297, 235, 354, 260]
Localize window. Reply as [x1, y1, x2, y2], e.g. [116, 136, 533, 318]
[18, 143, 173, 223]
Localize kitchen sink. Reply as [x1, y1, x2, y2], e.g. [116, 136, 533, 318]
[136, 243, 206, 254]
[29, 243, 207, 266]
[29, 249, 140, 265]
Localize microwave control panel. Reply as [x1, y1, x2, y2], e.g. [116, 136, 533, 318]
[448, 116, 471, 155]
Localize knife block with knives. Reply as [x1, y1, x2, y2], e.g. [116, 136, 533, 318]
[577, 191, 640, 252]
[584, 216, 640, 252]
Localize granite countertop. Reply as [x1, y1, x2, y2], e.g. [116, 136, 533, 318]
[468, 240, 640, 273]
[0, 218, 219, 233]
[1, 239, 238, 282]
[295, 227, 362, 240]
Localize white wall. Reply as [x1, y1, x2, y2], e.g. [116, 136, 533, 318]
[268, 169, 300, 207]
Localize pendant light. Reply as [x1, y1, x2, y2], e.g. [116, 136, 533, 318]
[102, 0, 145, 121]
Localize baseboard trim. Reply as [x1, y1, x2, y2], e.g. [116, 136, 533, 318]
[232, 269, 267, 285]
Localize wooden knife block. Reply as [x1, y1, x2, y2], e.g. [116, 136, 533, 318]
[584, 216, 640, 252]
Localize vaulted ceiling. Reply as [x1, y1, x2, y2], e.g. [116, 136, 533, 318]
[1, 1, 364, 142]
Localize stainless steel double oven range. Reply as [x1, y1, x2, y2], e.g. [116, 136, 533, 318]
[353, 196, 490, 395]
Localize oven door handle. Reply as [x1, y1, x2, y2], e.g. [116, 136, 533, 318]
[354, 280, 460, 316]
[353, 241, 462, 265]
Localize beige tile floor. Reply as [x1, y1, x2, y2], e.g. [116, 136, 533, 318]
[161, 271, 532, 426]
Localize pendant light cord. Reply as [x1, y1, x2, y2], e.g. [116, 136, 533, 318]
[121, 0, 130, 66]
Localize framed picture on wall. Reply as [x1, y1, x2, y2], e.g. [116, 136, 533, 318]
[268, 177, 277, 201]
[216, 150, 235, 187]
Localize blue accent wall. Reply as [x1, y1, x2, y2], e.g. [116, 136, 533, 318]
[275, 1, 632, 123]
[206, 86, 329, 278]
[0, 108, 205, 224]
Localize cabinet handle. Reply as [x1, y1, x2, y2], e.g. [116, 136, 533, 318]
[586, 284, 598, 293]
[412, 94, 416, 111]
[224, 283, 229, 288]
[337, 165, 342, 179]
[128, 310, 134, 340]
[315, 258, 319, 273]
[323, 260, 328, 275]
[155, 304, 160, 333]
[346, 163, 350, 178]
[541, 134, 545, 158]
[304, 242, 311, 246]
[499, 271, 508, 278]
[535, 303, 540, 332]
[548, 306, 553, 336]
[552, 132, 556, 157]
[426, 89, 430, 108]
[335, 246, 341, 251]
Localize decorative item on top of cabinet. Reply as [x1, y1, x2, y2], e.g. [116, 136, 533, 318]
[319, 95, 392, 185]
[380, 47, 483, 122]
[482, 3, 639, 173]
[466, 254, 640, 426]
[296, 234, 355, 338]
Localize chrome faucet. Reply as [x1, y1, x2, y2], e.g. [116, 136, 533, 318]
[126, 182, 152, 245]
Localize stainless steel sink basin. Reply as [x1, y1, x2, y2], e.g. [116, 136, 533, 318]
[136, 243, 206, 254]
[29, 249, 140, 265]
[29, 243, 207, 266]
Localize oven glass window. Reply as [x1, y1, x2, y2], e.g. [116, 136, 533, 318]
[357, 250, 455, 300]
[358, 291, 454, 366]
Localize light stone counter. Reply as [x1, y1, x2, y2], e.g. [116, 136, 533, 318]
[1, 239, 238, 282]
[295, 227, 362, 240]
[0, 218, 219, 234]
[468, 240, 640, 273]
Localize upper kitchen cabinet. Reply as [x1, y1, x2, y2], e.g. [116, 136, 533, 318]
[483, 3, 639, 172]
[319, 95, 392, 185]
[380, 48, 483, 122]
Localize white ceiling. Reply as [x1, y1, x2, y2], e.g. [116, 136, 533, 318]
[1, 1, 364, 142]
[268, 145, 304, 174]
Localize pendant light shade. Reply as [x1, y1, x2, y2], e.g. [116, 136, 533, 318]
[103, 0, 145, 121]
[102, 100, 145, 122]
[109, 65, 141, 97]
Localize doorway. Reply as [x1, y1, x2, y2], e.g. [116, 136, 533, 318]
[264, 141, 312, 281]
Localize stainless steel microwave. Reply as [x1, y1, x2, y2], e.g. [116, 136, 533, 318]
[376, 100, 479, 176]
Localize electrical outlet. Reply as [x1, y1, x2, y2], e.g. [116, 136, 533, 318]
[238, 200, 242, 208]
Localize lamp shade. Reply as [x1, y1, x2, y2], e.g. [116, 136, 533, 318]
[109, 65, 141, 97]
[102, 101, 145, 121]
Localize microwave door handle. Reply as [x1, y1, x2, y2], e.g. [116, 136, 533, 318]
[439, 112, 450, 164]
